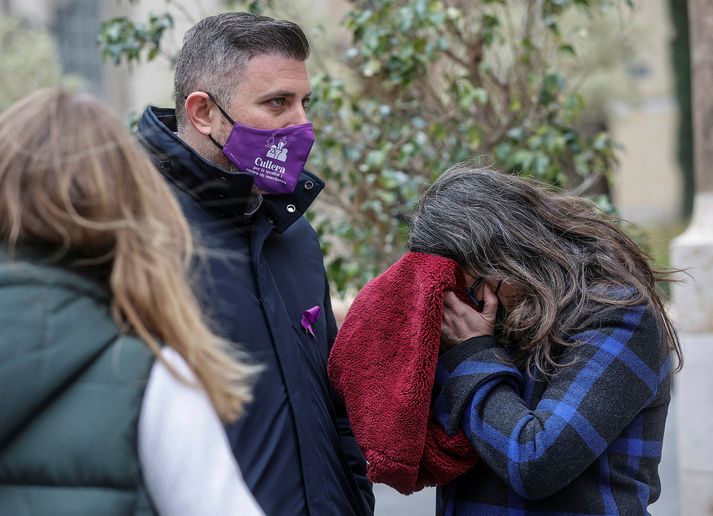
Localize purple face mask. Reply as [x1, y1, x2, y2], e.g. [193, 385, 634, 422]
[207, 93, 315, 195]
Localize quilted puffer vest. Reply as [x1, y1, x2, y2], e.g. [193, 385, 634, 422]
[0, 252, 156, 515]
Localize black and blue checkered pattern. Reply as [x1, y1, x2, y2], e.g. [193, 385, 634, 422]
[433, 303, 672, 516]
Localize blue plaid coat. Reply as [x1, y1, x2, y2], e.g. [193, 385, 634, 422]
[434, 303, 672, 516]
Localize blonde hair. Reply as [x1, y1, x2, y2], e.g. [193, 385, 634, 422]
[0, 88, 258, 422]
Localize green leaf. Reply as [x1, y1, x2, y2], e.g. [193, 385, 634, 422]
[558, 43, 576, 56]
[539, 72, 565, 105]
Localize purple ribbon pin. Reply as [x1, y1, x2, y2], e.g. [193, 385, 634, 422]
[300, 306, 321, 337]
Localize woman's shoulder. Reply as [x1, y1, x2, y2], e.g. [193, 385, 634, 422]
[0, 258, 115, 343]
[573, 291, 660, 335]
[0, 253, 110, 327]
[148, 346, 197, 387]
[572, 299, 670, 370]
[0, 248, 108, 298]
[577, 285, 660, 331]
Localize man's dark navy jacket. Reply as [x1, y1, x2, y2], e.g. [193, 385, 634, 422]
[138, 107, 374, 516]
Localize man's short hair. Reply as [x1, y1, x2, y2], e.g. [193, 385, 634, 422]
[174, 12, 311, 129]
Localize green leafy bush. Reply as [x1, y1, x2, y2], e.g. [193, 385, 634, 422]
[98, 0, 633, 293]
[0, 17, 81, 113]
[306, 0, 628, 291]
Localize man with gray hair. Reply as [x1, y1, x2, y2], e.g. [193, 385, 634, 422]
[136, 11, 374, 515]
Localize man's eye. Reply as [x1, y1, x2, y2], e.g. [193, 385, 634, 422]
[302, 98, 312, 109]
[269, 98, 286, 107]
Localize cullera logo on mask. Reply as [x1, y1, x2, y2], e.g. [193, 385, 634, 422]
[265, 135, 288, 162]
[253, 134, 288, 180]
[221, 118, 314, 194]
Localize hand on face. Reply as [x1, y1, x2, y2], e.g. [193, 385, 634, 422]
[440, 283, 499, 353]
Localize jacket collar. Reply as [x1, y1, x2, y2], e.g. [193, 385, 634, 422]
[0, 246, 109, 302]
[136, 106, 324, 233]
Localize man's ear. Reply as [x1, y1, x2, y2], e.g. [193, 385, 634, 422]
[184, 92, 213, 136]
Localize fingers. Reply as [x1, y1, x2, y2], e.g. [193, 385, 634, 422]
[443, 290, 456, 307]
[461, 269, 477, 285]
[443, 290, 463, 309]
[481, 283, 499, 317]
[441, 286, 497, 347]
[443, 291, 472, 314]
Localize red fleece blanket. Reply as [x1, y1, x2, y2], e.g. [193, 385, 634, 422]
[328, 251, 478, 495]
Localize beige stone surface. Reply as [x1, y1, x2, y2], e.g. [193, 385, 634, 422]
[678, 470, 713, 516]
[630, 0, 676, 99]
[675, 333, 713, 470]
[671, 193, 713, 332]
[608, 0, 682, 226]
[672, 192, 713, 516]
[610, 102, 681, 224]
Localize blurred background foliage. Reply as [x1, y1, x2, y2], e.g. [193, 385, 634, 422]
[304, 0, 637, 292]
[98, 0, 648, 294]
[0, 17, 81, 112]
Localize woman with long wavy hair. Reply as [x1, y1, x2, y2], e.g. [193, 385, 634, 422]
[410, 164, 681, 516]
[0, 89, 263, 515]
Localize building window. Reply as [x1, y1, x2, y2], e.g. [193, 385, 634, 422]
[52, 0, 103, 96]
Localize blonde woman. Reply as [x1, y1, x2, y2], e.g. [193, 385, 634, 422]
[0, 89, 263, 515]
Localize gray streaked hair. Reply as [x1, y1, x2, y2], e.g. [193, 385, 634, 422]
[410, 164, 681, 374]
[174, 11, 310, 128]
